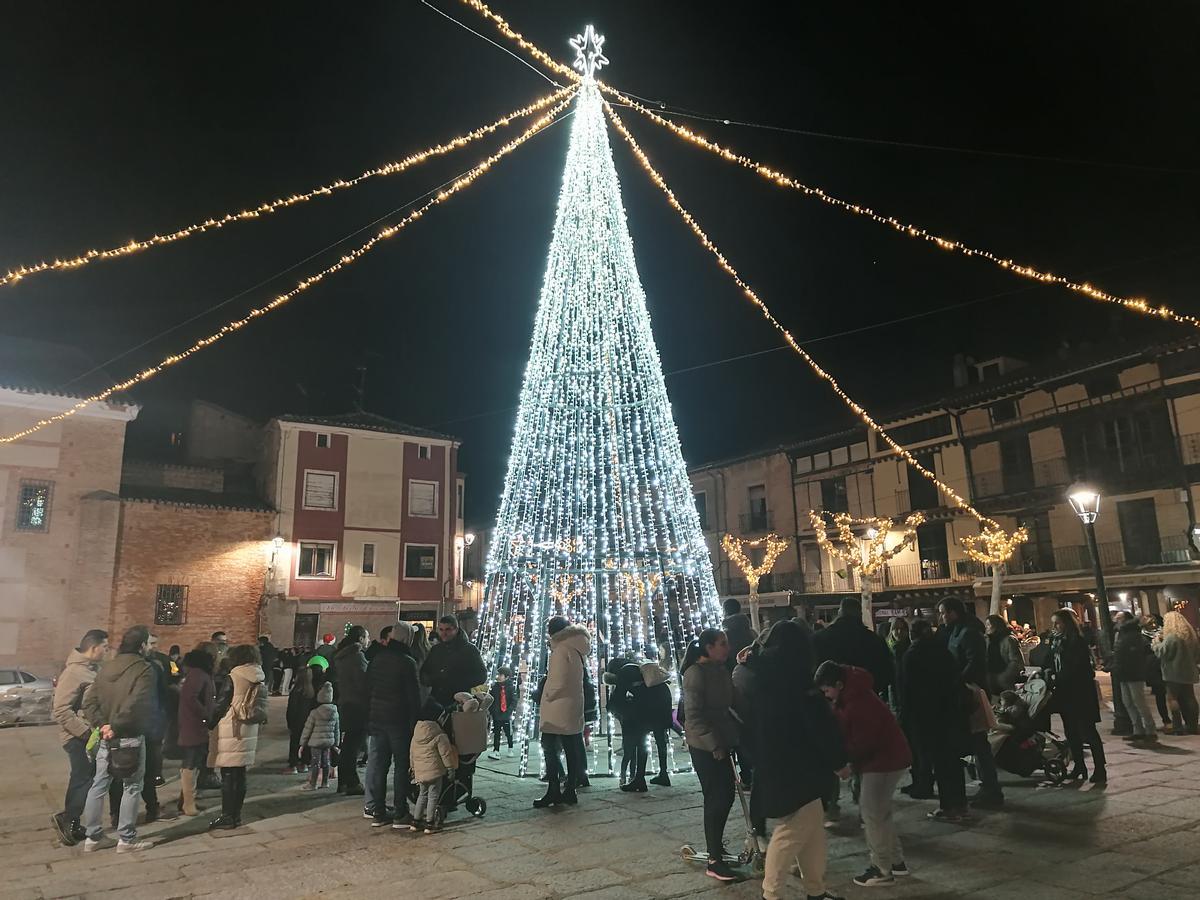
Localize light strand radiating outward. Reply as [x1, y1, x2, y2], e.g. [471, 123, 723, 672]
[0, 85, 574, 290]
[476, 76, 721, 777]
[602, 97, 1000, 529]
[454, 0, 1196, 332]
[0, 90, 577, 445]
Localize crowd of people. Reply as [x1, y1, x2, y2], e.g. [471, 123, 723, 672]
[44, 597, 1200, 898]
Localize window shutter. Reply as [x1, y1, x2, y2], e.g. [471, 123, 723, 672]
[304, 472, 337, 509]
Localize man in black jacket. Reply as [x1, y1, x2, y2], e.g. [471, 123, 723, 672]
[812, 599, 893, 696]
[364, 623, 421, 827]
[421, 615, 486, 706]
[722, 598, 757, 670]
[938, 597, 1004, 808]
[333, 626, 370, 795]
[80, 625, 157, 852]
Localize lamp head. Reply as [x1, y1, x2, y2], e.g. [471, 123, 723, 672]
[1067, 482, 1101, 524]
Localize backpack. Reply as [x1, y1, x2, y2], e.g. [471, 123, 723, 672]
[232, 681, 269, 725]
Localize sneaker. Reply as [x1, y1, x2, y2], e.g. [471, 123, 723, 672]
[83, 837, 114, 852]
[301, 783, 318, 792]
[406, 819, 423, 832]
[649, 773, 671, 787]
[891, 862, 910, 877]
[705, 860, 741, 882]
[424, 824, 441, 835]
[853, 866, 894, 887]
[371, 815, 392, 828]
[51, 812, 77, 847]
[116, 838, 153, 853]
[926, 808, 968, 823]
[487, 752, 501, 760]
[362, 808, 376, 819]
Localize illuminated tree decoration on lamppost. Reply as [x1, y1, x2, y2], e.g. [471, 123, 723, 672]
[810, 511, 925, 627]
[960, 526, 1029, 617]
[722, 533, 790, 632]
[475, 28, 722, 777]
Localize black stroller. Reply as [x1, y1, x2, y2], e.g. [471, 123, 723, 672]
[408, 691, 491, 825]
[987, 670, 1072, 784]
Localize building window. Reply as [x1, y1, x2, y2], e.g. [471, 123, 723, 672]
[693, 491, 709, 531]
[154, 585, 188, 625]
[990, 399, 1018, 424]
[316, 433, 331, 449]
[745, 485, 768, 531]
[302, 471, 338, 510]
[15, 480, 53, 532]
[409, 480, 438, 517]
[1117, 498, 1161, 566]
[907, 452, 940, 510]
[361, 543, 376, 576]
[418, 444, 431, 460]
[404, 544, 438, 580]
[820, 476, 848, 513]
[298, 541, 336, 578]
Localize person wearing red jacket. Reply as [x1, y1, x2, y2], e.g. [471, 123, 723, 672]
[815, 661, 912, 888]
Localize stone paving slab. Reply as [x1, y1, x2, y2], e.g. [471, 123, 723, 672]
[5, 696, 1200, 898]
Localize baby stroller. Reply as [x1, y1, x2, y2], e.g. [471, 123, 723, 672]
[988, 669, 1072, 784]
[410, 690, 492, 826]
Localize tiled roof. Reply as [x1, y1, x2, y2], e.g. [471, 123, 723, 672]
[276, 411, 456, 442]
[120, 484, 273, 513]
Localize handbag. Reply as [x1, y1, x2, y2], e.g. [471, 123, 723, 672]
[107, 741, 141, 779]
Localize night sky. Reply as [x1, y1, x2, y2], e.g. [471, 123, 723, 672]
[2, 2, 1198, 529]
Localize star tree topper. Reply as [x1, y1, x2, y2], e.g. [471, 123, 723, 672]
[570, 24, 608, 80]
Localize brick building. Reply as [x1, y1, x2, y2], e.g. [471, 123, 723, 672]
[693, 337, 1200, 632]
[259, 412, 466, 647]
[111, 461, 273, 650]
[0, 338, 140, 675]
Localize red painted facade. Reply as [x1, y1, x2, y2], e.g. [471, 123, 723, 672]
[289, 430, 348, 599]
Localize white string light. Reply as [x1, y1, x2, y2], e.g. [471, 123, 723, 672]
[475, 76, 720, 777]
[0, 85, 574, 290]
[0, 90, 578, 445]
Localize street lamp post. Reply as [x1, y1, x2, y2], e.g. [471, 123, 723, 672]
[1067, 484, 1115, 660]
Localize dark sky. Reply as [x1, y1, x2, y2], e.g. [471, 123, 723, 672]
[3, 2, 1198, 528]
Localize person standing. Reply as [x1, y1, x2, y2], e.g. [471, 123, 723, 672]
[681, 629, 742, 882]
[938, 598, 1004, 809]
[742, 620, 847, 900]
[902, 618, 970, 822]
[333, 626, 370, 796]
[176, 648, 215, 816]
[721, 598, 757, 669]
[300, 683, 340, 790]
[364, 622, 421, 827]
[80, 625, 156, 852]
[1142, 615, 1172, 732]
[420, 615, 486, 707]
[488, 666, 517, 759]
[208, 644, 269, 830]
[815, 662, 911, 887]
[1047, 609, 1106, 785]
[1113, 613, 1158, 744]
[984, 615, 1024, 696]
[258, 636, 279, 694]
[285, 662, 316, 774]
[534, 616, 591, 809]
[1154, 610, 1200, 735]
[50, 629, 109, 846]
[119, 633, 171, 822]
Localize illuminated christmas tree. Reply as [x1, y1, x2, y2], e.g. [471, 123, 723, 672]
[476, 27, 721, 774]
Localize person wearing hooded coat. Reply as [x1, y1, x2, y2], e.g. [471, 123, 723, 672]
[740, 620, 847, 900]
[333, 626, 370, 795]
[176, 649, 215, 816]
[207, 644, 269, 830]
[533, 616, 591, 809]
[286, 663, 316, 773]
[364, 622, 421, 826]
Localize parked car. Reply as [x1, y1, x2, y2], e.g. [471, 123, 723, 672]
[0, 669, 54, 695]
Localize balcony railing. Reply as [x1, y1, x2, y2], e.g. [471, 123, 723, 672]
[1054, 542, 1125, 571]
[971, 457, 1070, 499]
[738, 510, 774, 533]
[1161, 533, 1194, 564]
[1180, 433, 1200, 466]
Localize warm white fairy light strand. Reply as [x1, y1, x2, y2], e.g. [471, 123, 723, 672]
[454, 0, 1191, 333]
[0, 91, 577, 445]
[0, 85, 573, 290]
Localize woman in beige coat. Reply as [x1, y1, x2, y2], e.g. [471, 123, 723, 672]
[208, 645, 268, 830]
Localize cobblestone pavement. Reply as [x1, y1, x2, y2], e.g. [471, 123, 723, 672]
[6, 695, 1200, 899]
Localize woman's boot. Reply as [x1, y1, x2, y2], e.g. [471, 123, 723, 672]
[178, 769, 200, 816]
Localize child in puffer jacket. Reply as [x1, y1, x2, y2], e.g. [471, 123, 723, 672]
[300, 682, 340, 790]
[409, 702, 459, 833]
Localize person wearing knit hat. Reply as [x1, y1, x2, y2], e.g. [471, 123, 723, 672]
[363, 624, 422, 827]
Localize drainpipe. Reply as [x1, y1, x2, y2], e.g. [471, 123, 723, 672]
[788, 452, 804, 573]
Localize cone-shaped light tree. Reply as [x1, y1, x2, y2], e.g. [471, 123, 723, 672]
[475, 29, 721, 775]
